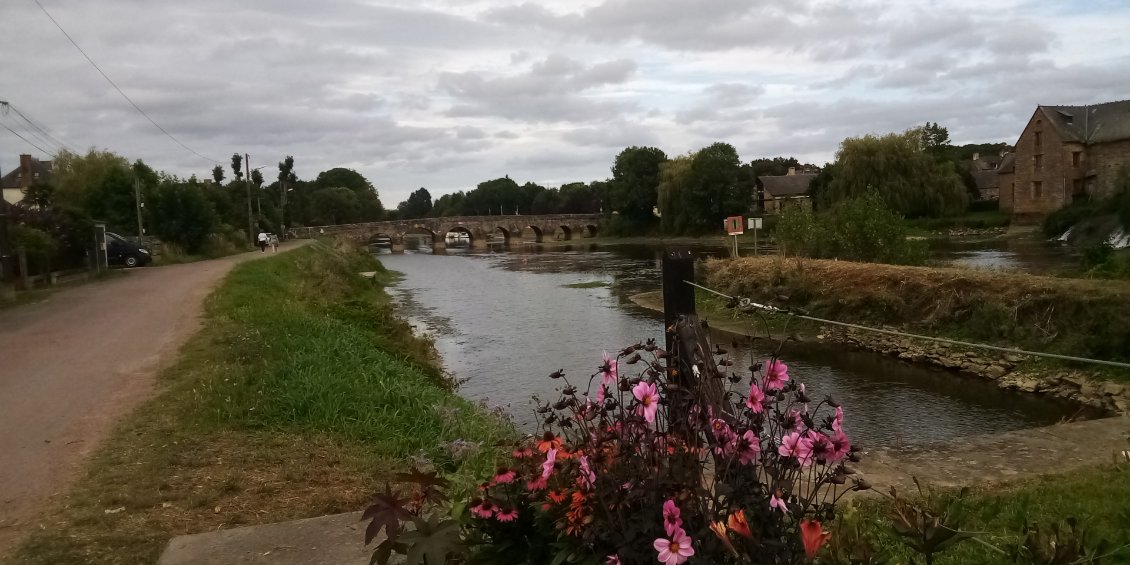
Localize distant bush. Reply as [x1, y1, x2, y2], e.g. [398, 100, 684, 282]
[776, 192, 926, 265]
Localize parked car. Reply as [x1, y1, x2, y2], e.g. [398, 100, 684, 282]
[106, 232, 152, 268]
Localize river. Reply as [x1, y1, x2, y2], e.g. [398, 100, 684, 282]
[378, 241, 1082, 448]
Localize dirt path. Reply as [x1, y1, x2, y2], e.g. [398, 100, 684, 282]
[0, 244, 304, 557]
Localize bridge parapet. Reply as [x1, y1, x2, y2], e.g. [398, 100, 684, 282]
[291, 214, 605, 246]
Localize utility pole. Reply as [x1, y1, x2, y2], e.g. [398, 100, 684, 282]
[279, 178, 288, 239]
[245, 153, 254, 243]
[134, 177, 144, 238]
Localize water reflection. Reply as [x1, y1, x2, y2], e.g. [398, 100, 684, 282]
[929, 237, 1077, 274]
[380, 245, 1081, 447]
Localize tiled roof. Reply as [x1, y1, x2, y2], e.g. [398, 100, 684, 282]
[997, 153, 1015, 174]
[0, 158, 53, 189]
[759, 173, 815, 197]
[1039, 100, 1130, 144]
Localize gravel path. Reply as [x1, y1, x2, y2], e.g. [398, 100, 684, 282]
[0, 244, 302, 557]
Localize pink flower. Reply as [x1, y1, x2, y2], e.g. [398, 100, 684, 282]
[605, 555, 622, 565]
[495, 507, 519, 522]
[470, 499, 494, 518]
[632, 381, 660, 424]
[737, 430, 761, 465]
[745, 383, 766, 413]
[769, 493, 788, 514]
[763, 359, 790, 390]
[829, 430, 851, 462]
[778, 431, 803, 459]
[805, 430, 835, 464]
[784, 408, 804, 431]
[542, 448, 557, 479]
[526, 475, 547, 491]
[491, 468, 517, 486]
[795, 433, 816, 466]
[578, 455, 597, 488]
[833, 406, 845, 434]
[662, 499, 683, 536]
[598, 351, 618, 404]
[653, 528, 695, 565]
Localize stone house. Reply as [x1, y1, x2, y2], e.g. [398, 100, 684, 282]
[1002, 100, 1130, 219]
[1, 154, 53, 205]
[757, 167, 816, 214]
[969, 152, 1002, 200]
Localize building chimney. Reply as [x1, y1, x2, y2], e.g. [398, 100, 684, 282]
[787, 167, 796, 176]
[18, 155, 32, 188]
[972, 152, 979, 162]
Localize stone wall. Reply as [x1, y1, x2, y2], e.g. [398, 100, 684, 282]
[1012, 109, 1072, 216]
[1086, 138, 1130, 199]
[821, 327, 1129, 413]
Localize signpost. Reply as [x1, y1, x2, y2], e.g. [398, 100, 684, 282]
[725, 216, 743, 258]
[747, 216, 763, 256]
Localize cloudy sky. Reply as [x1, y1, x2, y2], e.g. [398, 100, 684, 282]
[2, 0, 1128, 206]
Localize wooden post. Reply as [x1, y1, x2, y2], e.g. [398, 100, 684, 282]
[17, 248, 30, 290]
[662, 249, 696, 352]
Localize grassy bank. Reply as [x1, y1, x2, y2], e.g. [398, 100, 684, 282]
[13, 243, 511, 564]
[701, 257, 1130, 379]
[855, 464, 1130, 563]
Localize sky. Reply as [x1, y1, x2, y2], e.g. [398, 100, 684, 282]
[2, 0, 1129, 207]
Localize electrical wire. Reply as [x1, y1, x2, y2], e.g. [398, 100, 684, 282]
[0, 119, 51, 156]
[31, 0, 221, 164]
[683, 279, 1130, 370]
[2, 101, 76, 153]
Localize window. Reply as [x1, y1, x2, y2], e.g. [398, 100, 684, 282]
[1034, 154, 1043, 169]
[1072, 151, 1082, 167]
[1032, 181, 1043, 199]
[1034, 131, 1042, 149]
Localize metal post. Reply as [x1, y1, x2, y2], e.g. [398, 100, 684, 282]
[0, 206, 13, 284]
[661, 249, 696, 355]
[279, 179, 287, 239]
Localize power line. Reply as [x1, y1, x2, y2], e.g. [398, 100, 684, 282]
[0, 104, 64, 155]
[683, 280, 1130, 371]
[30, 0, 221, 164]
[1, 101, 76, 153]
[0, 119, 51, 156]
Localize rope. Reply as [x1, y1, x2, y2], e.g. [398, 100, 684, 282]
[683, 280, 1130, 370]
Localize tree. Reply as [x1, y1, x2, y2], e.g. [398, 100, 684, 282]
[251, 169, 264, 188]
[230, 153, 243, 181]
[148, 179, 218, 253]
[681, 142, 748, 233]
[22, 183, 55, 209]
[310, 186, 361, 224]
[312, 167, 383, 221]
[50, 149, 132, 212]
[657, 155, 695, 234]
[397, 188, 433, 219]
[824, 128, 967, 218]
[609, 146, 668, 223]
[212, 165, 225, 185]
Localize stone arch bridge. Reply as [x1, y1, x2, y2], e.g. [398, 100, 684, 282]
[291, 213, 605, 251]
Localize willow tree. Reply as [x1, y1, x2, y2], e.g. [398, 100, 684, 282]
[657, 154, 694, 234]
[823, 128, 966, 218]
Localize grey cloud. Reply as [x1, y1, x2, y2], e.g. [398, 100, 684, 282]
[675, 83, 764, 124]
[437, 54, 638, 122]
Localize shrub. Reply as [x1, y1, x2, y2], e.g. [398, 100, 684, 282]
[776, 192, 926, 265]
[366, 332, 867, 564]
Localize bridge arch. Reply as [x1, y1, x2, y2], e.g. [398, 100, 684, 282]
[523, 225, 544, 243]
[554, 225, 573, 241]
[443, 225, 475, 247]
[581, 224, 598, 238]
[491, 226, 511, 245]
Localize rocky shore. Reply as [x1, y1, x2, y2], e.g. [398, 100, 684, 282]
[820, 328, 1129, 414]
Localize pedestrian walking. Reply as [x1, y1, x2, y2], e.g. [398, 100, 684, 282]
[269, 234, 279, 252]
[257, 231, 268, 252]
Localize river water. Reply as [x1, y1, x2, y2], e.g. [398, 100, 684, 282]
[379, 242, 1081, 448]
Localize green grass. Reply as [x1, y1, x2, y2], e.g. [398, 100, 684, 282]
[563, 280, 611, 289]
[853, 465, 1130, 563]
[13, 243, 513, 564]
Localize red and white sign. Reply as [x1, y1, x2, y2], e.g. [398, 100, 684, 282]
[725, 216, 744, 235]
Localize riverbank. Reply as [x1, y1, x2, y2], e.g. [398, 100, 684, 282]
[632, 255, 1130, 411]
[13, 243, 511, 564]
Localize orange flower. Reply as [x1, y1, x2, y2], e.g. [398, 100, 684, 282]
[800, 519, 831, 560]
[548, 490, 568, 504]
[709, 521, 737, 556]
[727, 509, 753, 539]
[538, 432, 563, 453]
